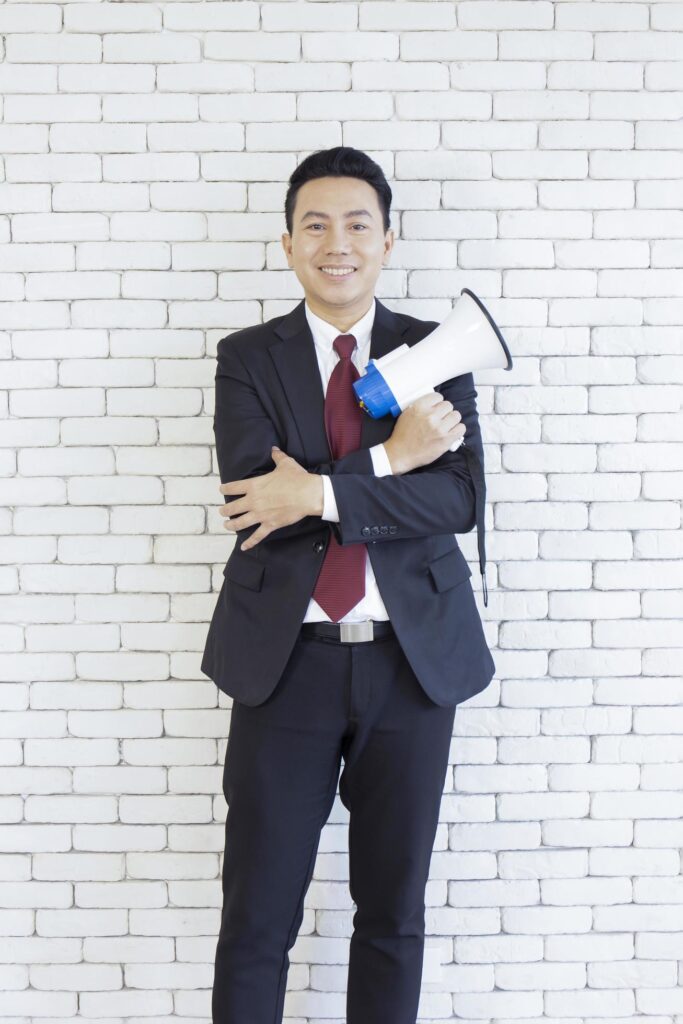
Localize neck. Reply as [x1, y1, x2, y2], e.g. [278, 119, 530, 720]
[306, 295, 374, 334]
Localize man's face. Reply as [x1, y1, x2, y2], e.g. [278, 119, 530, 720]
[282, 175, 394, 330]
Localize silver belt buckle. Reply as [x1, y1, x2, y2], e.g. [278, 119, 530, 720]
[340, 620, 374, 643]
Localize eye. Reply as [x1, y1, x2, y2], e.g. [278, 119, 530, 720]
[307, 223, 368, 231]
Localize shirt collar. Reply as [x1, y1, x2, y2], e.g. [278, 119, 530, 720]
[304, 297, 376, 353]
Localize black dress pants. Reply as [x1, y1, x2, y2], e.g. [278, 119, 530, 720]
[211, 627, 457, 1024]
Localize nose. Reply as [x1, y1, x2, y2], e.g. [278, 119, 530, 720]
[325, 224, 352, 253]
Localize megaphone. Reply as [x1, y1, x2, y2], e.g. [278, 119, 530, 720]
[353, 288, 513, 451]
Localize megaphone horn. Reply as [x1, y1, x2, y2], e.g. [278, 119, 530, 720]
[353, 288, 513, 429]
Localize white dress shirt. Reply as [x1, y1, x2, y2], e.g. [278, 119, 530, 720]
[302, 297, 393, 623]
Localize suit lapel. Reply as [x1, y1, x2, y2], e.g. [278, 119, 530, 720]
[269, 297, 410, 467]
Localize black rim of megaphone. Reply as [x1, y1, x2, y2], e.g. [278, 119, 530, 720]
[460, 288, 513, 370]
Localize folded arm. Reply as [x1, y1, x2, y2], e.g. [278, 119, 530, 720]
[213, 336, 382, 544]
[326, 372, 481, 544]
[213, 334, 483, 545]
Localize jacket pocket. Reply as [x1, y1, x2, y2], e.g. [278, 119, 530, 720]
[223, 553, 265, 591]
[428, 547, 472, 593]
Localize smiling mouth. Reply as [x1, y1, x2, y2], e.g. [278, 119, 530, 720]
[319, 267, 357, 278]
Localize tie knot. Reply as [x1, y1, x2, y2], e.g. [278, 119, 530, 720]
[333, 334, 356, 360]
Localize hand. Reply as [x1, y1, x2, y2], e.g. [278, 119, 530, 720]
[219, 446, 324, 551]
[384, 392, 465, 474]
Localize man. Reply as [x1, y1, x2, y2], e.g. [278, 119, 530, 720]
[202, 146, 495, 1024]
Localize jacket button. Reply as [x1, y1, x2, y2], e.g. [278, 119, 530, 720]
[313, 540, 324, 553]
[371, 526, 380, 535]
[380, 526, 388, 535]
[361, 526, 371, 537]
[389, 526, 397, 534]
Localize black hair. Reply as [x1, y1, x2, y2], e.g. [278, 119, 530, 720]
[284, 146, 392, 235]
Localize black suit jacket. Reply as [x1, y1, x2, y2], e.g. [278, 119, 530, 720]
[201, 297, 495, 707]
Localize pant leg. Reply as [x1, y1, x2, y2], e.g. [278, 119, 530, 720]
[212, 635, 348, 1024]
[339, 635, 457, 1024]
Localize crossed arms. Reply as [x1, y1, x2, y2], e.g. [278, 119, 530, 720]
[214, 335, 483, 547]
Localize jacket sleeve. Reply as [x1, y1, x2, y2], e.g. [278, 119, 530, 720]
[326, 369, 481, 545]
[320, 444, 393, 522]
[213, 334, 482, 546]
[213, 335, 379, 545]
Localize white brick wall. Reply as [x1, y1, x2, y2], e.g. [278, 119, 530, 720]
[1, 2, 682, 1021]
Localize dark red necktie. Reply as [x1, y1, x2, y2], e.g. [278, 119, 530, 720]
[312, 334, 367, 622]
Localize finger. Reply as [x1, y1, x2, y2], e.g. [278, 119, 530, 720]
[241, 525, 270, 551]
[433, 405, 453, 427]
[444, 399, 464, 419]
[408, 393, 438, 412]
[419, 392, 443, 407]
[223, 512, 255, 531]
[219, 480, 249, 495]
[219, 499, 247, 517]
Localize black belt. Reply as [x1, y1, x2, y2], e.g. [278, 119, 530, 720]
[301, 619, 395, 644]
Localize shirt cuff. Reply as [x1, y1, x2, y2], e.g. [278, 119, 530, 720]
[321, 474, 339, 522]
[321, 444, 392, 522]
[370, 442, 394, 476]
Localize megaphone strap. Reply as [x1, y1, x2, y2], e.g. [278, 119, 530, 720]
[461, 443, 488, 609]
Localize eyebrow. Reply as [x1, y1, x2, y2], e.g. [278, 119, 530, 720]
[300, 209, 374, 223]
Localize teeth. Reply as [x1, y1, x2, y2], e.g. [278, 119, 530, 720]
[320, 267, 355, 276]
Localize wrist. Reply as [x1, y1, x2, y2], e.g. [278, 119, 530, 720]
[384, 440, 407, 475]
[308, 473, 324, 516]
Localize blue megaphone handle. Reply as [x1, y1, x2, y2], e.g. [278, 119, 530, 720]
[352, 361, 402, 419]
